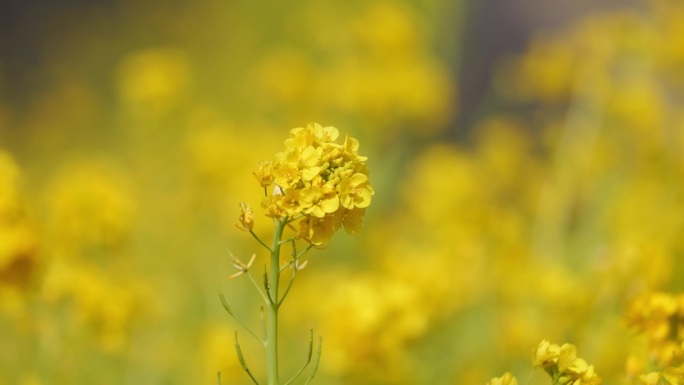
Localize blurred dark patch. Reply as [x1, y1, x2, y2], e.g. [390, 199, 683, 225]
[0, 0, 119, 111]
[450, 0, 636, 141]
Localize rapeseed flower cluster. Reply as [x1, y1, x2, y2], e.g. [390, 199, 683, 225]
[533, 340, 602, 385]
[640, 355, 684, 385]
[627, 291, 684, 385]
[253, 122, 374, 246]
[626, 292, 684, 367]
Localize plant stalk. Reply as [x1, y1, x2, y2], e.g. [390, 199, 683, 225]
[266, 218, 286, 385]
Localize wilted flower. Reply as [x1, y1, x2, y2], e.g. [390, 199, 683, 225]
[228, 253, 256, 279]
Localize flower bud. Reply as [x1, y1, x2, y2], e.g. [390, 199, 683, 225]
[236, 202, 254, 231]
[253, 161, 274, 188]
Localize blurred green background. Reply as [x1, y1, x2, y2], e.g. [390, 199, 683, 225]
[2, 0, 684, 384]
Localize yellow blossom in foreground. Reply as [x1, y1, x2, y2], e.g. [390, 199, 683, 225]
[534, 339, 561, 369]
[664, 365, 684, 385]
[486, 372, 518, 385]
[298, 181, 340, 218]
[297, 215, 338, 246]
[639, 372, 662, 385]
[338, 173, 373, 209]
[255, 123, 374, 245]
[626, 291, 684, 366]
[534, 340, 601, 385]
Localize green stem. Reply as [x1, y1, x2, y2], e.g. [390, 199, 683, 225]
[250, 230, 273, 252]
[280, 245, 314, 273]
[266, 218, 287, 385]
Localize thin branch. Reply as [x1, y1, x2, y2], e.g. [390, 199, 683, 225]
[290, 238, 297, 257]
[262, 265, 273, 304]
[283, 330, 315, 385]
[278, 265, 297, 308]
[246, 270, 273, 307]
[296, 244, 314, 260]
[285, 214, 305, 224]
[280, 244, 314, 272]
[304, 336, 322, 385]
[277, 237, 296, 246]
[280, 238, 297, 271]
[260, 306, 267, 339]
[250, 230, 272, 252]
[235, 331, 261, 385]
[219, 291, 263, 343]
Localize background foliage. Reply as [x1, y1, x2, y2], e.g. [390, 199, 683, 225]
[1, 0, 684, 384]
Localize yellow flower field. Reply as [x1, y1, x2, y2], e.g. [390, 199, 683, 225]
[1, 0, 684, 384]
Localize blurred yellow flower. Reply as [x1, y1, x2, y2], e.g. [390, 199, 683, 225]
[486, 372, 518, 385]
[534, 340, 601, 385]
[534, 339, 561, 369]
[45, 161, 136, 255]
[626, 291, 684, 366]
[116, 48, 191, 114]
[41, 261, 148, 353]
[639, 372, 662, 385]
[664, 365, 684, 385]
[0, 150, 38, 295]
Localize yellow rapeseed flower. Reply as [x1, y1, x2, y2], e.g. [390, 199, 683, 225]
[255, 123, 373, 246]
[534, 340, 601, 385]
[664, 365, 684, 385]
[338, 173, 373, 209]
[338, 208, 366, 235]
[297, 215, 338, 246]
[534, 339, 561, 369]
[298, 182, 340, 218]
[639, 372, 662, 385]
[486, 372, 518, 385]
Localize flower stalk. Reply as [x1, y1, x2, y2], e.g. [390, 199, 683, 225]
[265, 217, 287, 385]
[220, 123, 374, 385]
